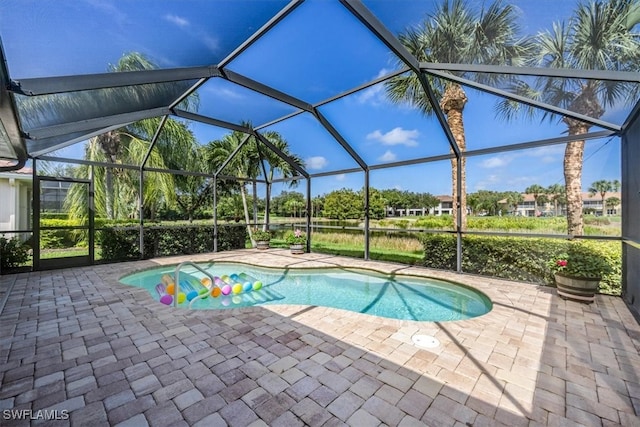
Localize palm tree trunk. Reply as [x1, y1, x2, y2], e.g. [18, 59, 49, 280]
[105, 169, 114, 220]
[564, 136, 586, 236]
[563, 85, 603, 235]
[263, 175, 272, 232]
[441, 84, 468, 231]
[239, 182, 255, 247]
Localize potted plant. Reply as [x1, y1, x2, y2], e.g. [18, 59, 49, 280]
[252, 229, 271, 250]
[285, 229, 307, 254]
[548, 245, 611, 303]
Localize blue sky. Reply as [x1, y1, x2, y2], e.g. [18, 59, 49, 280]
[0, 0, 628, 197]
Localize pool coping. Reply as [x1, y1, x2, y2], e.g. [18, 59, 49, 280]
[118, 259, 494, 322]
[113, 248, 542, 332]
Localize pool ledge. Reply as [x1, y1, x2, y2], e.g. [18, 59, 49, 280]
[116, 248, 543, 327]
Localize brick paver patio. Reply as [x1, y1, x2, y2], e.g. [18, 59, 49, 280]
[1, 249, 639, 426]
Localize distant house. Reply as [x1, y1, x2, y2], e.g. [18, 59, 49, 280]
[0, 161, 32, 238]
[499, 192, 622, 217]
[385, 195, 454, 217]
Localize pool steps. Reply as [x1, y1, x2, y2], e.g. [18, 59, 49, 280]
[174, 261, 218, 309]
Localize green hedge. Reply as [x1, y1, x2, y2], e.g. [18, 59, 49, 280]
[419, 234, 622, 295]
[39, 218, 145, 249]
[98, 225, 247, 261]
[40, 218, 86, 249]
[0, 237, 30, 271]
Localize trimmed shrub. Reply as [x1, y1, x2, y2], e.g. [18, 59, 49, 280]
[419, 234, 621, 295]
[40, 212, 69, 220]
[99, 224, 247, 261]
[0, 236, 30, 271]
[40, 218, 84, 249]
[98, 227, 140, 261]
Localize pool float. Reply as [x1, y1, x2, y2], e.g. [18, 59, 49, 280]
[230, 273, 252, 292]
[239, 272, 263, 291]
[217, 276, 233, 295]
[180, 280, 200, 302]
[164, 276, 185, 304]
[189, 278, 209, 297]
[155, 283, 173, 305]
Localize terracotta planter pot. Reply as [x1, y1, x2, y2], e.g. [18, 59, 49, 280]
[256, 241, 270, 250]
[289, 244, 304, 254]
[554, 273, 600, 304]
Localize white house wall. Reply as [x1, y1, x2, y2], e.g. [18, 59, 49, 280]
[0, 177, 17, 231]
[0, 174, 32, 239]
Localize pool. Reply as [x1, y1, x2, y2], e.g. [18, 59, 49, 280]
[119, 263, 492, 321]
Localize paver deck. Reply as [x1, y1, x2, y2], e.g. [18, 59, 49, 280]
[1, 249, 639, 426]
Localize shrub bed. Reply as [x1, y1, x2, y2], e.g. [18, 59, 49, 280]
[418, 234, 621, 295]
[99, 224, 246, 261]
[0, 237, 30, 272]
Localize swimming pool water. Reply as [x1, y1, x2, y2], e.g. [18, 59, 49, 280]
[119, 263, 492, 321]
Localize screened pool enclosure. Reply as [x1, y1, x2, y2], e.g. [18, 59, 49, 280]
[0, 0, 639, 319]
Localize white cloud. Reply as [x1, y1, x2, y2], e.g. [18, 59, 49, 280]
[540, 156, 556, 164]
[306, 156, 328, 170]
[201, 35, 219, 52]
[204, 86, 243, 100]
[481, 156, 510, 168]
[86, 0, 128, 26]
[162, 13, 219, 52]
[355, 68, 392, 105]
[473, 174, 503, 191]
[378, 150, 397, 162]
[530, 145, 564, 157]
[335, 174, 346, 181]
[356, 84, 383, 104]
[366, 127, 419, 147]
[164, 14, 190, 28]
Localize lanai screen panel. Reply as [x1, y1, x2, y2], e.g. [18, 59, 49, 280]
[261, 112, 363, 175]
[318, 78, 453, 166]
[183, 78, 299, 128]
[436, 72, 640, 130]
[0, 0, 289, 78]
[226, 0, 400, 105]
[15, 81, 198, 130]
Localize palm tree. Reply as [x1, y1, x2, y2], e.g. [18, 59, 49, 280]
[62, 53, 200, 221]
[525, 184, 546, 216]
[174, 145, 212, 223]
[205, 130, 261, 245]
[611, 179, 621, 192]
[65, 116, 199, 221]
[546, 183, 565, 216]
[498, 0, 640, 235]
[285, 199, 304, 218]
[206, 128, 304, 244]
[505, 191, 524, 215]
[605, 196, 621, 214]
[259, 131, 304, 231]
[588, 179, 613, 216]
[385, 0, 531, 230]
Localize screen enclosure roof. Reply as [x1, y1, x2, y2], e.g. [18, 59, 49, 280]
[0, 0, 638, 175]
